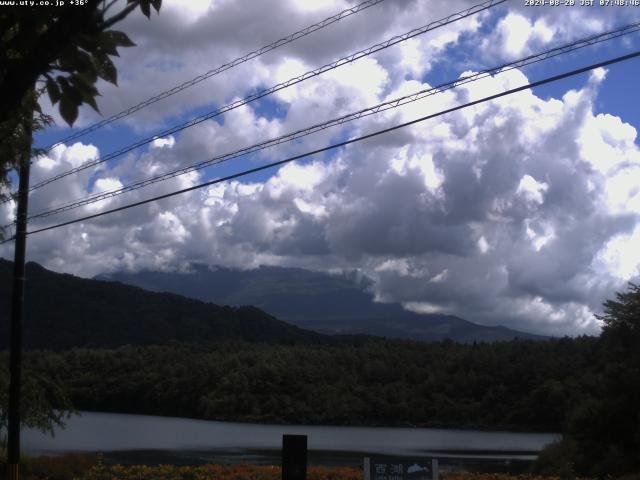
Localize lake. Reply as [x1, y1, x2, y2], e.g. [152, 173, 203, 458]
[23, 411, 560, 469]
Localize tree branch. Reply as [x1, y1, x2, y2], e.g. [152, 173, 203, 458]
[101, 1, 139, 30]
[102, 0, 121, 14]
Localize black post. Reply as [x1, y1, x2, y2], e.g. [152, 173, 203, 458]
[282, 434, 307, 480]
[6, 122, 32, 480]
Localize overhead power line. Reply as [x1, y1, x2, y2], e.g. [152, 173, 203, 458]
[8, 49, 637, 241]
[22, 22, 640, 223]
[43, 0, 390, 152]
[27, 0, 508, 194]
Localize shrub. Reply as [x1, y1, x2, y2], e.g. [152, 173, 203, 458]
[530, 439, 577, 480]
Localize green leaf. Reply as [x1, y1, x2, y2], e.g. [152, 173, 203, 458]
[150, 0, 161, 13]
[75, 49, 95, 73]
[76, 69, 98, 86]
[93, 52, 118, 85]
[46, 78, 61, 106]
[102, 30, 136, 48]
[140, 0, 151, 18]
[57, 47, 76, 71]
[70, 73, 99, 96]
[69, 75, 101, 113]
[58, 47, 92, 73]
[59, 78, 83, 107]
[59, 96, 79, 126]
[96, 33, 120, 56]
[76, 34, 100, 53]
[81, 93, 100, 113]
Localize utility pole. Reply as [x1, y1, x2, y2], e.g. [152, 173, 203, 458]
[6, 121, 32, 480]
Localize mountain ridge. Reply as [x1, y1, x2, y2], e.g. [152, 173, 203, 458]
[97, 263, 546, 342]
[0, 259, 332, 350]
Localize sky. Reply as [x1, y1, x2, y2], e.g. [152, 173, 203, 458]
[2, 0, 640, 336]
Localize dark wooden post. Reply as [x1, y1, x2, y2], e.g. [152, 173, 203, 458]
[282, 434, 307, 480]
[6, 121, 32, 480]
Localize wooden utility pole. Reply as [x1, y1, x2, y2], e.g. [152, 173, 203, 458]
[6, 121, 32, 480]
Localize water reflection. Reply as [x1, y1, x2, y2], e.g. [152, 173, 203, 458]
[23, 411, 560, 469]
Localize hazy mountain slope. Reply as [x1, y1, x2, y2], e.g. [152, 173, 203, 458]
[0, 259, 329, 350]
[98, 264, 545, 342]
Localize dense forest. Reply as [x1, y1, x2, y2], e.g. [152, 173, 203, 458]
[3, 337, 595, 431]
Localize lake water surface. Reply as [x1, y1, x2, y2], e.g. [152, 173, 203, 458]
[22, 412, 560, 468]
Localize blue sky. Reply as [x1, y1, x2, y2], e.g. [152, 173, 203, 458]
[3, 0, 640, 336]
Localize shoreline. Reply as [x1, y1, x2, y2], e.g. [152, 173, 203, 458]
[26, 447, 539, 474]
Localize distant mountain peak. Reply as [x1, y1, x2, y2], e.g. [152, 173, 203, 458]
[97, 263, 546, 343]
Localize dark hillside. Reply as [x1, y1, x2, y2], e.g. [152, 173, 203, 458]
[0, 259, 328, 349]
